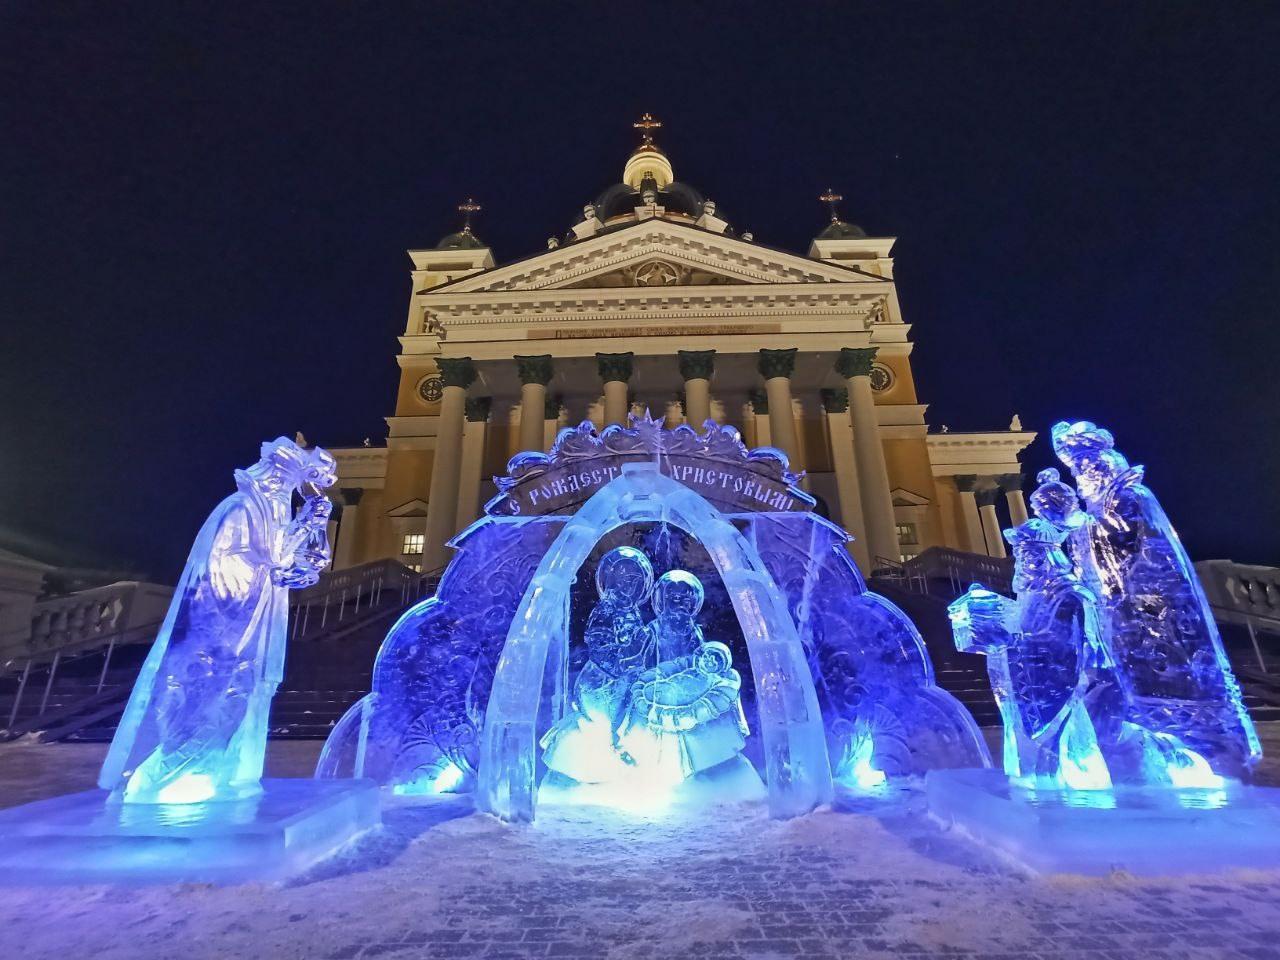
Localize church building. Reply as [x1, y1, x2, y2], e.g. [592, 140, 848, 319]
[326, 116, 1034, 576]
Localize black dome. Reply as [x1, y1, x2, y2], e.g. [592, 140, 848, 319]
[817, 219, 867, 240]
[436, 227, 486, 250]
[587, 178, 710, 222]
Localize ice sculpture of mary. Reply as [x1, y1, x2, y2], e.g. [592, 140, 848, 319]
[99, 438, 337, 804]
[541, 546, 654, 783]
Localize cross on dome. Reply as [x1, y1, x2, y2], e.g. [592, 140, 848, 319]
[457, 197, 482, 231]
[819, 188, 843, 222]
[633, 112, 662, 144]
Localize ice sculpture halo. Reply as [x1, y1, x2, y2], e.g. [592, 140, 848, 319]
[477, 462, 834, 822]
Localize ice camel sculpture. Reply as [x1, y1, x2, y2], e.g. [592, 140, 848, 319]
[318, 414, 991, 821]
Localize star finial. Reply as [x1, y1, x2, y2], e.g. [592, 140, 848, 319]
[633, 112, 662, 145]
[457, 197, 482, 231]
[819, 188, 843, 223]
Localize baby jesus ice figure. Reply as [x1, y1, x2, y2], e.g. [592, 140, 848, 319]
[617, 571, 750, 785]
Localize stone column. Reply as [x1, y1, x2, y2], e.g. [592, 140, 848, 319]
[953, 475, 987, 555]
[999, 473, 1029, 526]
[542, 394, 562, 449]
[455, 396, 492, 531]
[514, 354, 553, 453]
[747, 389, 771, 446]
[423, 356, 476, 572]
[821, 388, 870, 573]
[836, 347, 900, 568]
[975, 485, 1007, 559]
[758, 348, 800, 464]
[333, 487, 364, 570]
[678, 349, 715, 429]
[596, 352, 634, 426]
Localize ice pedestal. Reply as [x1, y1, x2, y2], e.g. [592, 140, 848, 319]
[927, 767, 1280, 876]
[0, 779, 380, 884]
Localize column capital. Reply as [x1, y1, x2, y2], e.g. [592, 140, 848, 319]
[953, 474, 979, 493]
[514, 354, 554, 386]
[747, 388, 769, 415]
[340, 487, 365, 507]
[464, 396, 492, 422]
[757, 347, 798, 380]
[678, 349, 716, 381]
[820, 387, 849, 414]
[997, 473, 1024, 493]
[975, 486, 1001, 508]
[596, 351, 635, 383]
[543, 394, 562, 420]
[437, 356, 477, 389]
[835, 346, 879, 379]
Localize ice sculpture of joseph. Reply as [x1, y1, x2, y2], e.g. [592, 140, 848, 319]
[100, 438, 336, 804]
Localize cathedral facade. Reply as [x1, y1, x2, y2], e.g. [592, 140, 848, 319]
[327, 118, 1034, 576]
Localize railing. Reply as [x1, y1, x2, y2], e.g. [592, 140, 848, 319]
[288, 558, 439, 640]
[2, 616, 163, 734]
[870, 556, 928, 595]
[1, 580, 172, 668]
[896, 546, 1014, 598]
[1196, 559, 1280, 673]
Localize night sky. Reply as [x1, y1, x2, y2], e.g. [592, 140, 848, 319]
[2, 2, 1277, 578]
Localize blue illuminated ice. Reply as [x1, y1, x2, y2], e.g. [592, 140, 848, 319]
[948, 520, 1114, 790]
[1041, 420, 1259, 776]
[478, 463, 832, 821]
[318, 415, 990, 819]
[949, 420, 1258, 792]
[100, 437, 338, 804]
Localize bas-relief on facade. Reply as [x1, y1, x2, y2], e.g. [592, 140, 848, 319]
[325, 120, 1035, 575]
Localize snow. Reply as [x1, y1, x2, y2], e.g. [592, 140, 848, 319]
[2, 728, 1280, 959]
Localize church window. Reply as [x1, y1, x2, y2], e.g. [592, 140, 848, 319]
[896, 522, 918, 545]
[402, 533, 425, 555]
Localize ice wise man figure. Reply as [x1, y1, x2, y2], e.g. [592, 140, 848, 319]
[949, 519, 1113, 789]
[1048, 420, 1260, 776]
[100, 437, 337, 804]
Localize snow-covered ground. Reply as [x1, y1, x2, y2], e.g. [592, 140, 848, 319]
[2, 729, 1280, 960]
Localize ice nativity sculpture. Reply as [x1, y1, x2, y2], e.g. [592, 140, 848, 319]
[317, 413, 992, 821]
[0, 437, 379, 884]
[948, 420, 1260, 793]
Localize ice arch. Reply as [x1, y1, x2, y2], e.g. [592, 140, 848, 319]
[476, 461, 834, 822]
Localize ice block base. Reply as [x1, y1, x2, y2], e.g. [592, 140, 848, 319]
[0, 778, 380, 885]
[927, 767, 1280, 876]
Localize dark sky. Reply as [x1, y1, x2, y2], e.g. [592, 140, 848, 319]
[2, 2, 1278, 578]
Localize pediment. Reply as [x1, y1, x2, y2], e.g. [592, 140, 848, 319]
[426, 220, 886, 297]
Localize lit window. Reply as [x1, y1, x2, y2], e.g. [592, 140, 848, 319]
[895, 523, 918, 545]
[402, 533, 425, 555]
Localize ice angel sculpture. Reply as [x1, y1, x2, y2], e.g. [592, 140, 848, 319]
[949, 520, 1113, 790]
[100, 437, 337, 804]
[1037, 421, 1259, 776]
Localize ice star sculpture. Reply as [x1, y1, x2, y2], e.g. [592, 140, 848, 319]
[100, 437, 337, 804]
[1045, 420, 1260, 776]
[949, 519, 1112, 790]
